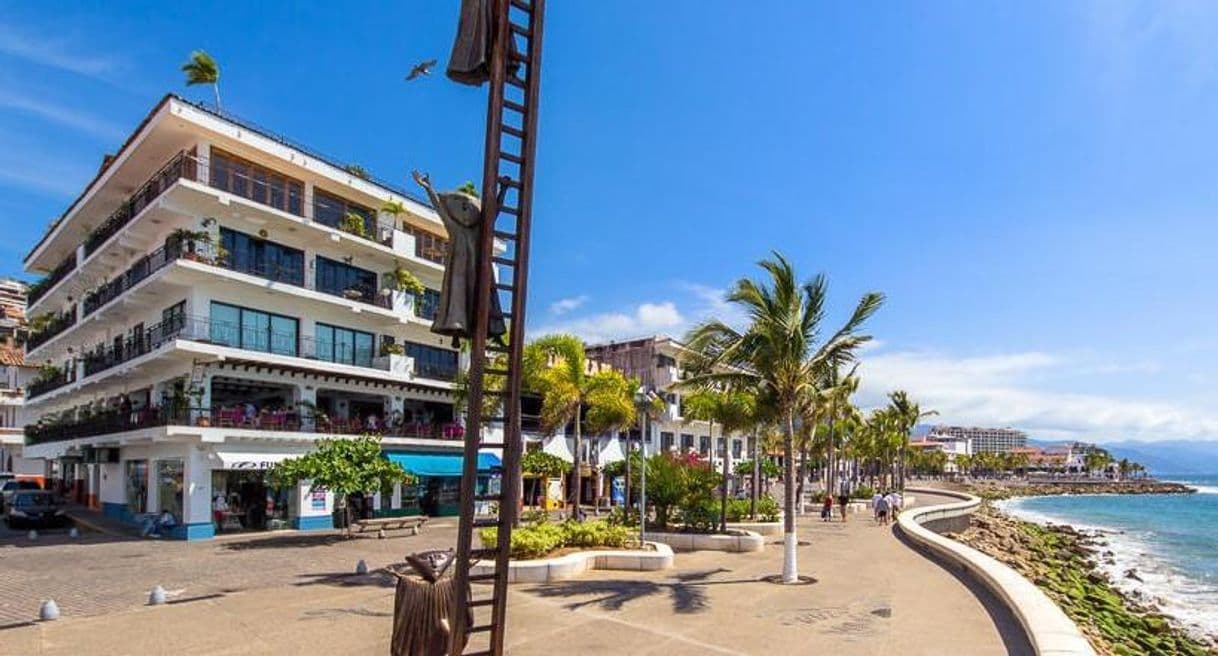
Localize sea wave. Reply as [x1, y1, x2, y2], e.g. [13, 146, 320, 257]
[999, 498, 1218, 640]
[1165, 480, 1218, 495]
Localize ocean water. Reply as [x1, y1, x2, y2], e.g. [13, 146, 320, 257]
[996, 475, 1218, 638]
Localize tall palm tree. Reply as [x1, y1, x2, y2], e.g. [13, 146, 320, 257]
[887, 391, 937, 491]
[182, 50, 222, 110]
[683, 252, 884, 583]
[524, 334, 636, 520]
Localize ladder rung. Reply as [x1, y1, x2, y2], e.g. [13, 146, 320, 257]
[498, 177, 521, 189]
[493, 230, 516, 241]
[501, 205, 520, 216]
[506, 75, 527, 90]
[485, 367, 510, 375]
[469, 598, 497, 608]
[510, 23, 532, 38]
[478, 442, 505, 449]
[469, 625, 494, 634]
[510, 52, 530, 65]
[510, 0, 531, 12]
[504, 100, 527, 115]
[464, 651, 493, 656]
[483, 389, 505, 396]
[473, 518, 500, 528]
[486, 344, 510, 354]
[473, 495, 502, 504]
[495, 284, 515, 293]
[468, 573, 498, 582]
[502, 124, 525, 139]
[500, 152, 523, 165]
[470, 547, 501, 559]
[492, 256, 516, 267]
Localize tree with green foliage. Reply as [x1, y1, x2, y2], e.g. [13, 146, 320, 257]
[182, 50, 221, 109]
[886, 390, 937, 491]
[521, 450, 572, 511]
[684, 252, 883, 583]
[679, 386, 756, 531]
[268, 435, 413, 536]
[524, 334, 636, 520]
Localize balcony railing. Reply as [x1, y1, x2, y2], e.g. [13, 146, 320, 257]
[82, 237, 213, 317]
[413, 362, 458, 382]
[24, 403, 462, 446]
[26, 366, 76, 401]
[27, 253, 77, 307]
[27, 306, 77, 352]
[83, 151, 196, 259]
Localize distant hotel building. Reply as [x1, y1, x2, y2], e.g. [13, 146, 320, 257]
[927, 425, 1027, 454]
[0, 278, 28, 345]
[19, 94, 496, 539]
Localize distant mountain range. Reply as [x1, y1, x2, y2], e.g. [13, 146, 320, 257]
[1029, 438, 1218, 476]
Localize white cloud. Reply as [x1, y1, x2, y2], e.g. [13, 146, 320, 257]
[856, 349, 1218, 442]
[0, 25, 120, 78]
[548, 295, 588, 316]
[677, 282, 749, 329]
[0, 91, 124, 141]
[534, 301, 685, 344]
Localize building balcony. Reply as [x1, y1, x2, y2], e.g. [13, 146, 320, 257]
[26, 366, 76, 401]
[24, 403, 464, 447]
[26, 254, 77, 309]
[26, 307, 77, 353]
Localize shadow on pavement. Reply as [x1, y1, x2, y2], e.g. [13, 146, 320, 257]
[219, 532, 348, 551]
[892, 524, 1035, 656]
[293, 570, 398, 589]
[526, 568, 753, 615]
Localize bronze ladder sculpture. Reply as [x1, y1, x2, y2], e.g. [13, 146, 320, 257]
[448, 0, 545, 654]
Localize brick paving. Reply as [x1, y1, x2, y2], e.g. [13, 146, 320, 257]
[0, 517, 459, 626]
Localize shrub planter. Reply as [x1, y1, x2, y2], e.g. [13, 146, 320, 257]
[646, 529, 764, 553]
[470, 542, 674, 583]
[725, 520, 782, 537]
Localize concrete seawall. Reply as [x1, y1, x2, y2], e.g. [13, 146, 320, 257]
[899, 487, 1097, 656]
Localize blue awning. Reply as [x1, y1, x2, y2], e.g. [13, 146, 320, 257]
[386, 452, 499, 477]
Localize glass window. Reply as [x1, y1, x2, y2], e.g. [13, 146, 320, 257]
[242, 309, 270, 353]
[156, 459, 184, 520]
[315, 324, 334, 361]
[732, 439, 743, 459]
[313, 190, 374, 236]
[220, 228, 303, 285]
[414, 288, 441, 320]
[269, 315, 297, 356]
[162, 301, 185, 335]
[680, 433, 694, 451]
[125, 460, 148, 514]
[316, 323, 375, 367]
[699, 436, 710, 455]
[404, 341, 458, 380]
[354, 332, 374, 367]
[315, 256, 377, 304]
[209, 149, 303, 216]
[661, 432, 675, 451]
[210, 302, 241, 347]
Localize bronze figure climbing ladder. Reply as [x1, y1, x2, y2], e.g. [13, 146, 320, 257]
[449, 1, 545, 654]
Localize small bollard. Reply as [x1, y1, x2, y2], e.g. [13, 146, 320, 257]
[68, 527, 80, 539]
[148, 586, 167, 606]
[355, 559, 368, 575]
[27, 530, 38, 541]
[377, 528, 386, 540]
[40, 600, 60, 621]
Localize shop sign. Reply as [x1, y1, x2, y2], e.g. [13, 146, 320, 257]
[229, 460, 279, 470]
[310, 491, 326, 511]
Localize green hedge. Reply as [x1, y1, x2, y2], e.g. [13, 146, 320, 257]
[479, 520, 634, 560]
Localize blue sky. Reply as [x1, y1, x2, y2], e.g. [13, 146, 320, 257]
[2, 1, 1217, 442]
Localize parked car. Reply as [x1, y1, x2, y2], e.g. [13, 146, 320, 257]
[4, 491, 68, 529]
[0, 479, 41, 512]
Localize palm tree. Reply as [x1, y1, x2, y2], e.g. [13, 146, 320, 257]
[886, 391, 936, 491]
[680, 386, 756, 531]
[683, 252, 884, 583]
[182, 50, 222, 109]
[524, 334, 636, 520]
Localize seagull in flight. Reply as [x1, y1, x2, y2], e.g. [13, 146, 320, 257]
[405, 59, 438, 81]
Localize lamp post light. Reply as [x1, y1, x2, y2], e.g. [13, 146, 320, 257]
[633, 386, 660, 547]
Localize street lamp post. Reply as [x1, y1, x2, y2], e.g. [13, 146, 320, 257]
[634, 386, 659, 547]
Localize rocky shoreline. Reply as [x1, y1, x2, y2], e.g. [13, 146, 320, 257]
[956, 479, 1194, 501]
[947, 505, 1215, 655]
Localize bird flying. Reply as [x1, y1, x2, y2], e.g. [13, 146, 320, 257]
[405, 59, 438, 81]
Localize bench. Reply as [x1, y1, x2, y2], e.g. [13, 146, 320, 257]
[352, 516, 429, 537]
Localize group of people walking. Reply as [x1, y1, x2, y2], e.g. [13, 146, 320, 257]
[816, 480, 903, 526]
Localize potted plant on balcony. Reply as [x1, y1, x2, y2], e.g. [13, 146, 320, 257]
[189, 385, 209, 426]
[391, 265, 426, 295]
[339, 211, 367, 238]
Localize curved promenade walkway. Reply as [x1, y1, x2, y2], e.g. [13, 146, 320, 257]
[504, 491, 1033, 655]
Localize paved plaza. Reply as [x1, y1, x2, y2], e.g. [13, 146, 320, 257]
[0, 493, 1031, 655]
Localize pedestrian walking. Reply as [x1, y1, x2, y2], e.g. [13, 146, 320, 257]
[820, 495, 833, 521]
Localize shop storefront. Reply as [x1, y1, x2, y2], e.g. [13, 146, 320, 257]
[383, 451, 501, 517]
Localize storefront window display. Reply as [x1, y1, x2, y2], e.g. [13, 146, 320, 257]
[211, 470, 290, 533]
[125, 460, 148, 514]
[156, 459, 184, 520]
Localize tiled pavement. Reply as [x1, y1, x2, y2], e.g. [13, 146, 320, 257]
[0, 517, 459, 626]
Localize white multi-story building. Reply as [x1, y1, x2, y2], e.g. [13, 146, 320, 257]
[927, 424, 1026, 454]
[584, 335, 752, 479]
[0, 278, 27, 345]
[20, 94, 495, 539]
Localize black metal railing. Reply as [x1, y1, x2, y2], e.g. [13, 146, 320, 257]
[215, 256, 305, 287]
[26, 366, 76, 400]
[83, 151, 196, 259]
[27, 253, 77, 307]
[413, 362, 458, 382]
[82, 237, 211, 317]
[27, 307, 77, 352]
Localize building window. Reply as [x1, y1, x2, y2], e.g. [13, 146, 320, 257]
[404, 342, 458, 380]
[156, 459, 184, 520]
[414, 288, 441, 320]
[125, 460, 148, 514]
[733, 439, 743, 459]
[680, 433, 694, 451]
[698, 435, 710, 455]
[209, 301, 298, 356]
[208, 149, 303, 216]
[661, 432, 674, 451]
[313, 189, 374, 235]
[717, 437, 726, 456]
[315, 323, 375, 368]
[220, 228, 304, 286]
[161, 301, 185, 335]
[400, 224, 448, 264]
[655, 354, 677, 368]
[315, 256, 377, 304]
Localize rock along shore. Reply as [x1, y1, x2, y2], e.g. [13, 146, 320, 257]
[946, 504, 1215, 656]
[957, 479, 1194, 501]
